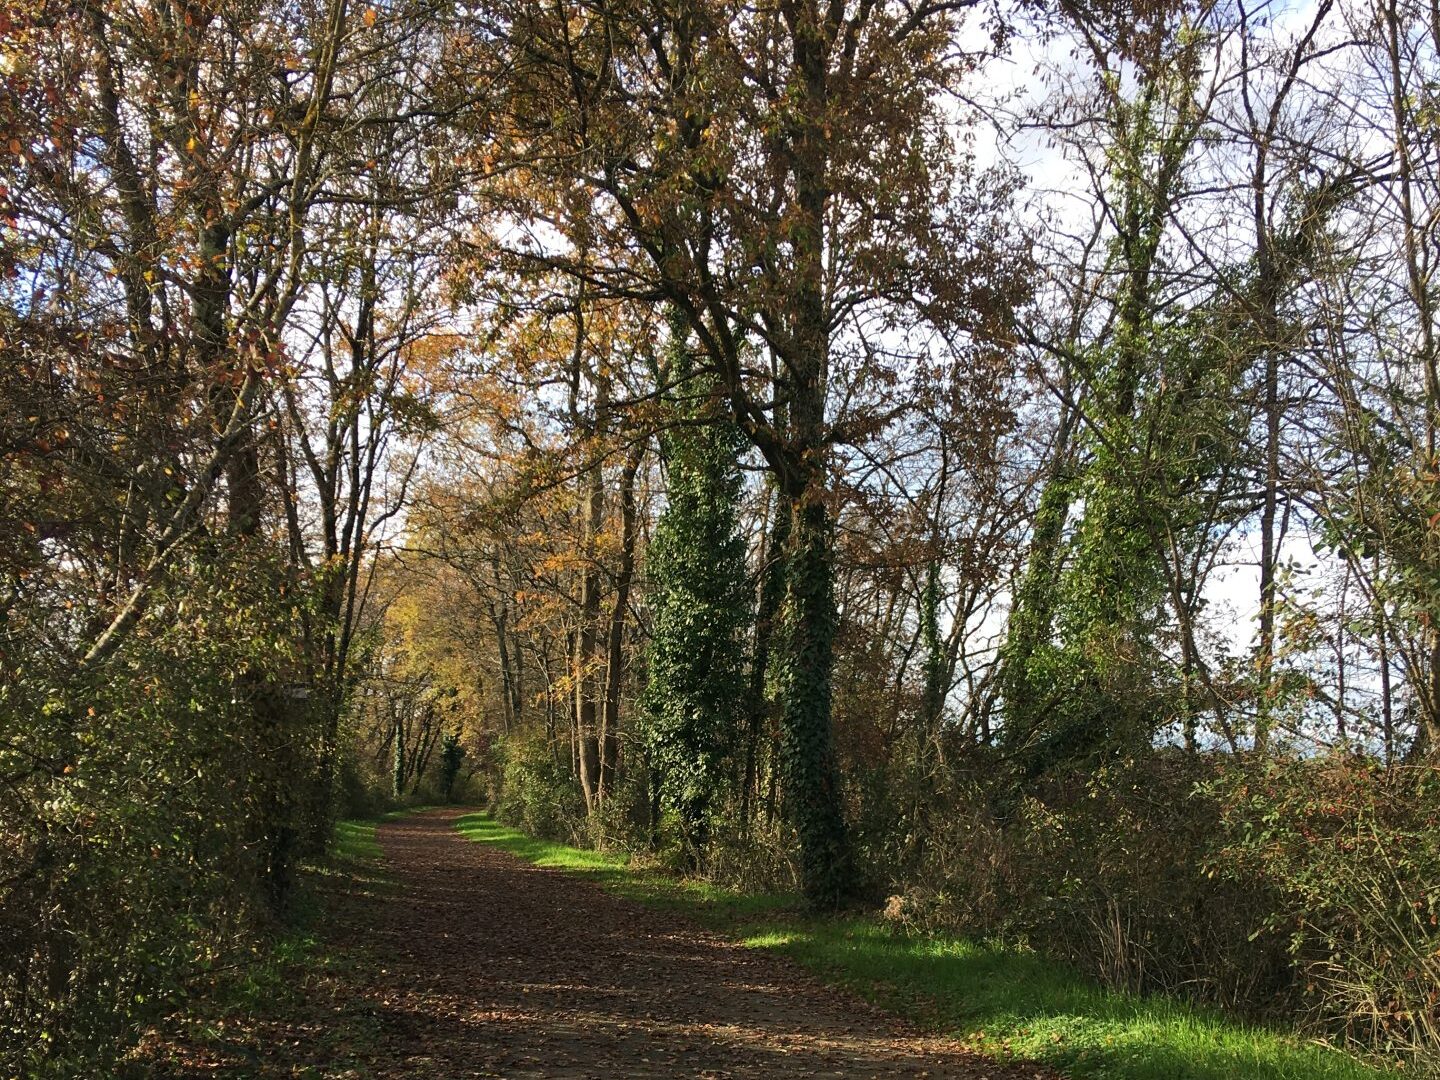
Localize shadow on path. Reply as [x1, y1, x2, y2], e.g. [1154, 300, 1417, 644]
[346, 808, 1052, 1079]
[138, 808, 1061, 1078]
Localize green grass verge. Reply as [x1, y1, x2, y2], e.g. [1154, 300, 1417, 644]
[455, 811, 1399, 1080]
[331, 804, 439, 864]
[333, 817, 384, 862]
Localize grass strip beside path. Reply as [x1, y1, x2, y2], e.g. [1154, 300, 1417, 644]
[333, 804, 437, 862]
[455, 811, 1399, 1080]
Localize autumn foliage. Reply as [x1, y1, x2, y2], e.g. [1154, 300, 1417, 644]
[5, 0, 1440, 1073]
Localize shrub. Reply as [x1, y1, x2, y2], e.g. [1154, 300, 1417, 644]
[702, 812, 803, 894]
[1211, 756, 1440, 1055]
[337, 754, 390, 820]
[1006, 753, 1290, 1006]
[886, 751, 1287, 1005]
[0, 555, 317, 1077]
[494, 732, 585, 842]
[880, 746, 1440, 1069]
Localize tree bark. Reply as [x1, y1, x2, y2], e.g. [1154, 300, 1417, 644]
[742, 484, 789, 833]
[601, 443, 643, 801]
[575, 458, 605, 812]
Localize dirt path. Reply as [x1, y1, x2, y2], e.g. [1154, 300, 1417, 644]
[355, 808, 1056, 1079]
[144, 808, 1057, 1078]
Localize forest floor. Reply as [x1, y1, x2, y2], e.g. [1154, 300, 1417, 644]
[132, 807, 1054, 1078]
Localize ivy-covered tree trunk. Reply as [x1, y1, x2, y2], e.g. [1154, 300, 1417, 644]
[392, 715, 406, 800]
[440, 732, 466, 802]
[999, 403, 1076, 765]
[641, 313, 751, 865]
[917, 560, 947, 737]
[775, 486, 851, 908]
[1001, 25, 1217, 778]
[765, 16, 856, 906]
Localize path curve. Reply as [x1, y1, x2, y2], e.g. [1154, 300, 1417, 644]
[347, 808, 1050, 1079]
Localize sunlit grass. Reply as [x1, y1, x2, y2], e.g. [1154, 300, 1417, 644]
[333, 817, 383, 862]
[455, 811, 1398, 1080]
[331, 804, 440, 865]
[453, 811, 793, 920]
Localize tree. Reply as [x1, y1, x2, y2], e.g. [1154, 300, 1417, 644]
[641, 311, 751, 863]
[0, 0, 379, 1064]
[471, 0, 1027, 906]
[1297, 0, 1440, 758]
[1002, 0, 1241, 772]
[440, 731, 467, 801]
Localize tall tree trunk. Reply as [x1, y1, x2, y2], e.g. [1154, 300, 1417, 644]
[1252, 127, 1282, 757]
[776, 484, 851, 908]
[917, 560, 947, 737]
[742, 484, 789, 833]
[600, 444, 643, 801]
[1255, 344, 1280, 755]
[769, 11, 853, 907]
[198, 184, 296, 910]
[392, 712, 406, 799]
[1384, 0, 1440, 756]
[310, 274, 379, 851]
[575, 460, 605, 812]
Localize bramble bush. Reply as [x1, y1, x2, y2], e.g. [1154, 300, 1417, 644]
[875, 752, 1282, 1001]
[1003, 753, 1290, 1007]
[493, 730, 586, 843]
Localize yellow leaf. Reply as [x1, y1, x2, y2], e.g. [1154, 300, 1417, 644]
[363, 7, 377, 26]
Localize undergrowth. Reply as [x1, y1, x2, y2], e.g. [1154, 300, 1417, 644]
[119, 811, 415, 1078]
